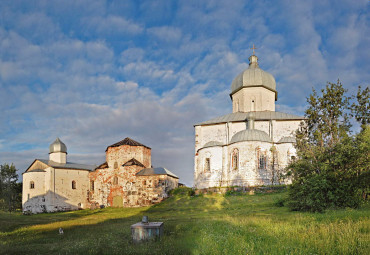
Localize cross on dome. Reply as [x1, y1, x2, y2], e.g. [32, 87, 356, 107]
[250, 44, 258, 55]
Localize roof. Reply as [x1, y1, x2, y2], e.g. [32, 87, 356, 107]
[230, 55, 277, 99]
[49, 138, 67, 154]
[136, 167, 179, 179]
[26, 169, 46, 173]
[196, 111, 304, 126]
[35, 159, 95, 171]
[203, 141, 224, 148]
[95, 161, 108, 170]
[122, 158, 145, 167]
[230, 129, 272, 144]
[106, 137, 151, 151]
[277, 136, 296, 144]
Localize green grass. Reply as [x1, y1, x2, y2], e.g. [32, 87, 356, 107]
[0, 190, 369, 254]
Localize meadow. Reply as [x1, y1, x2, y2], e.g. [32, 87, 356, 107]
[0, 189, 369, 255]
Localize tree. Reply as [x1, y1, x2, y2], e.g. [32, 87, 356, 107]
[0, 164, 19, 213]
[288, 81, 370, 212]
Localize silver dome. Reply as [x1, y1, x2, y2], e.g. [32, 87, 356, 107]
[230, 55, 277, 99]
[277, 136, 296, 144]
[230, 129, 272, 144]
[49, 138, 67, 154]
[203, 141, 224, 148]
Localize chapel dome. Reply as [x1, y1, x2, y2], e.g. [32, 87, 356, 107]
[49, 138, 67, 154]
[230, 129, 272, 144]
[230, 54, 277, 99]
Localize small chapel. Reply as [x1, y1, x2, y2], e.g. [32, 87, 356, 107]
[194, 50, 305, 189]
[22, 137, 178, 214]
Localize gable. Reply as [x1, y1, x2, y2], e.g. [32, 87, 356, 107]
[25, 159, 49, 173]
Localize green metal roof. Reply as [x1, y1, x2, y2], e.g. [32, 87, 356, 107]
[136, 167, 178, 179]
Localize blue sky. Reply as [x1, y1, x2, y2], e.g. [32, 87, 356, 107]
[0, 0, 369, 186]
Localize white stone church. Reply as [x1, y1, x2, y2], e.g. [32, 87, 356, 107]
[194, 52, 304, 189]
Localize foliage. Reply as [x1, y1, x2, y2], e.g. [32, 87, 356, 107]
[288, 81, 370, 212]
[0, 191, 369, 254]
[0, 164, 21, 213]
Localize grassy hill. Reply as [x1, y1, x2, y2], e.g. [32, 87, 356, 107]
[0, 189, 369, 254]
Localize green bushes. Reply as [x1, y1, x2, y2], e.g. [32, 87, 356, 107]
[288, 82, 370, 212]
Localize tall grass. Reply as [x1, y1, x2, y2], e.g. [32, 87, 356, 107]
[0, 191, 368, 254]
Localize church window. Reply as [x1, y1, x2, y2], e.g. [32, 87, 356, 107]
[30, 181, 35, 189]
[259, 153, 267, 170]
[204, 158, 210, 172]
[90, 181, 94, 191]
[114, 162, 118, 169]
[143, 180, 146, 186]
[232, 149, 239, 170]
[113, 176, 118, 185]
[72, 181, 76, 189]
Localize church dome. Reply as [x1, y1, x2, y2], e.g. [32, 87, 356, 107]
[230, 129, 272, 144]
[230, 54, 277, 99]
[49, 138, 67, 154]
[203, 141, 224, 148]
[277, 136, 296, 144]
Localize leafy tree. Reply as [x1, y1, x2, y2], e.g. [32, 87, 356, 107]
[351, 85, 370, 129]
[0, 163, 20, 212]
[288, 81, 370, 212]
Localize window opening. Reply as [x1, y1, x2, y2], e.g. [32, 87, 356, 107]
[30, 181, 35, 189]
[204, 158, 210, 172]
[72, 180, 76, 189]
[113, 176, 118, 185]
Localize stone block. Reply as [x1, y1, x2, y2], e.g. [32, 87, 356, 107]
[131, 222, 164, 243]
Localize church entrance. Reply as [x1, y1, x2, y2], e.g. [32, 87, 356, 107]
[112, 196, 123, 207]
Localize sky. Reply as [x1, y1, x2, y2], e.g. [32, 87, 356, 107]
[0, 0, 369, 186]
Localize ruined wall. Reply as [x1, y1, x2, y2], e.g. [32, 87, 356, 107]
[106, 145, 151, 168]
[89, 165, 178, 207]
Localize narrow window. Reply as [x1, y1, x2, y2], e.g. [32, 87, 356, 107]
[72, 180, 76, 189]
[143, 180, 146, 186]
[90, 181, 94, 191]
[259, 153, 266, 170]
[204, 158, 210, 172]
[114, 162, 118, 169]
[30, 181, 35, 189]
[113, 176, 118, 185]
[232, 149, 239, 170]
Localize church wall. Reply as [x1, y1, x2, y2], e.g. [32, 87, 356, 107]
[89, 165, 177, 207]
[228, 122, 247, 139]
[22, 171, 46, 213]
[199, 124, 226, 148]
[106, 145, 151, 169]
[273, 120, 302, 142]
[232, 87, 275, 112]
[50, 168, 90, 211]
[194, 146, 223, 188]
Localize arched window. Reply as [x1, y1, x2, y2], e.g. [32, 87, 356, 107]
[114, 162, 118, 169]
[204, 158, 210, 172]
[232, 149, 239, 170]
[113, 176, 118, 185]
[90, 181, 94, 191]
[258, 153, 266, 170]
[72, 180, 76, 189]
[30, 181, 35, 189]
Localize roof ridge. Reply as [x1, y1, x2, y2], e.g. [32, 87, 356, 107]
[106, 137, 151, 151]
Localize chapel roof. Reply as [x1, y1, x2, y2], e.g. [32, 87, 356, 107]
[230, 54, 277, 99]
[25, 159, 96, 173]
[230, 129, 272, 144]
[122, 158, 145, 167]
[95, 161, 108, 170]
[106, 137, 151, 151]
[195, 111, 304, 126]
[136, 167, 179, 179]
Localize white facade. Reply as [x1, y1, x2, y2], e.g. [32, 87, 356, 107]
[194, 53, 304, 189]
